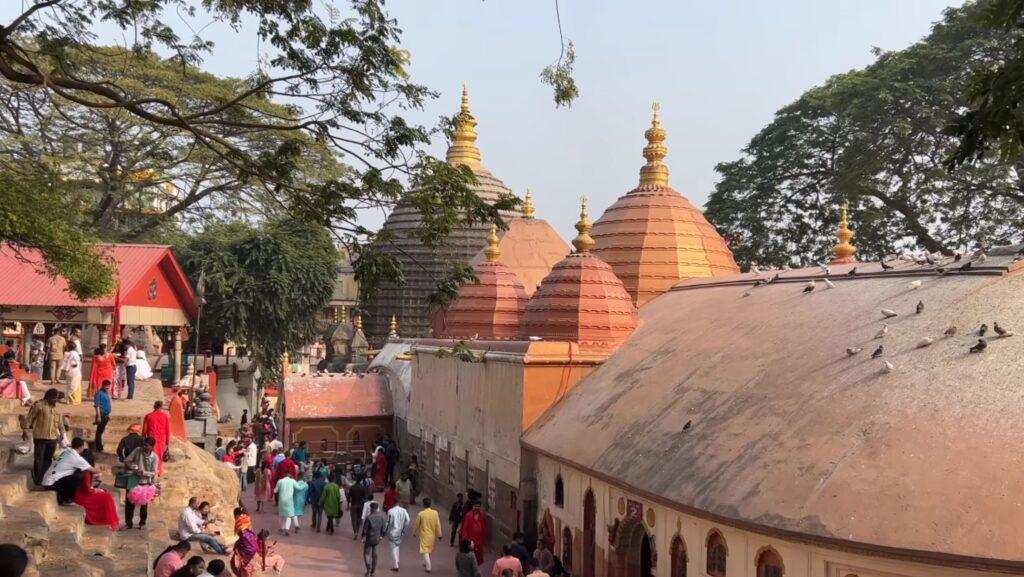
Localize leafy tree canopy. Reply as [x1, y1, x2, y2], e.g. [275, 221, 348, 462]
[173, 218, 338, 380]
[706, 1, 1024, 269]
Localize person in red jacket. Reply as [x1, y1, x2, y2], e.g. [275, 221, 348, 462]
[460, 500, 487, 564]
[142, 400, 171, 476]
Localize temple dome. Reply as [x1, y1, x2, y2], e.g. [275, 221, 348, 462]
[469, 191, 570, 296]
[438, 226, 530, 340]
[591, 104, 740, 307]
[519, 199, 637, 351]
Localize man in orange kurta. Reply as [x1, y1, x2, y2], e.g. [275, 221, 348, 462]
[142, 400, 171, 475]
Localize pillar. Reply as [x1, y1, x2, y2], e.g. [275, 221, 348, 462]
[173, 329, 183, 384]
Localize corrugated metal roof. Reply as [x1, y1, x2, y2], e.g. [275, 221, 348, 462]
[284, 373, 392, 419]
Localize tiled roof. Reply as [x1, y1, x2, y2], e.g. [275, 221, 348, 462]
[284, 373, 392, 419]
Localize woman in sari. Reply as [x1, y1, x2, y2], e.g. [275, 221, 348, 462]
[112, 340, 128, 399]
[88, 344, 116, 398]
[73, 451, 119, 530]
[61, 345, 83, 405]
[373, 447, 387, 492]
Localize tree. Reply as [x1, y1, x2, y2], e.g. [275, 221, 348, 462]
[706, 2, 1024, 269]
[173, 218, 338, 380]
[0, 1, 517, 295]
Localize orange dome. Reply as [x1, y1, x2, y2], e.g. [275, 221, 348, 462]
[439, 226, 530, 340]
[592, 105, 739, 307]
[519, 199, 637, 350]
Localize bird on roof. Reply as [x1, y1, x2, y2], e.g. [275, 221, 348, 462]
[880, 259, 894, 271]
[936, 266, 947, 275]
[917, 337, 934, 348]
[820, 264, 831, 276]
[961, 261, 974, 271]
[752, 279, 766, 287]
[915, 300, 925, 314]
[767, 273, 780, 284]
[742, 290, 752, 297]
[824, 278, 836, 289]
[803, 280, 815, 293]
[944, 326, 957, 337]
[882, 360, 894, 374]
[871, 345, 884, 358]
[970, 339, 987, 353]
[925, 253, 937, 265]
[682, 420, 692, 432]
[846, 346, 862, 356]
[953, 252, 962, 262]
[875, 325, 889, 339]
[994, 322, 1012, 337]
[909, 280, 922, 289]
[750, 265, 761, 275]
[846, 267, 857, 276]
[882, 308, 898, 318]
[978, 253, 988, 263]
[979, 323, 988, 337]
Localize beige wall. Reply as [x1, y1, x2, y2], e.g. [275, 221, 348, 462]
[532, 453, 1004, 577]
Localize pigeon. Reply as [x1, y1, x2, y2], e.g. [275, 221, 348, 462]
[821, 265, 831, 276]
[751, 265, 761, 275]
[824, 278, 836, 289]
[881, 308, 899, 318]
[882, 361, 894, 374]
[803, 281, 815, 293]
[682, 420, 692, 432]
[846, 346, 862, 356]
[936, 267, 947, 275]
[944, 326, 957, 337]
[953, 252, 962, 262]
[871, 345, 884, 358]
[970, 339, 987, 353]
[978, 253, 988, 263]
[994, 322, 1012, 337]
[925, 253, 937, 265]
[880, 259, 894, 271]
[742, 290, 752, 298]
[961, 261, 973, 271]
[752, 279, 766, 287]
[908, 280, 922, 289]
[915, 300, 924, 314]
[979, 323, 988, 337]
[874, 325, 889, 339]
[916, 337, 934, 348]
[767, 273, 780, 284]
[846, 267, 858, 276]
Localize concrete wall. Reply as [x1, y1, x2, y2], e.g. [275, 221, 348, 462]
[532, 453, 1007, 577]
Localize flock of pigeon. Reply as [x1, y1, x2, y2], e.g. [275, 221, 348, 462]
[745, 249, 1014, 375]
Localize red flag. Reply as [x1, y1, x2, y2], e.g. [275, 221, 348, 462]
[111, 284, 121, 343]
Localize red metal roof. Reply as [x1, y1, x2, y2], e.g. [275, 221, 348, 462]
[284, 373, 392, 420]
[0, 244, 197, 316]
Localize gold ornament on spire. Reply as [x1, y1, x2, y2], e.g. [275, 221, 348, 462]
[572, 196, 595, 253]
[446, 82, 488, 174]
[389, 315, 399, 336]
[832, 203, 858, 262]
[354, 314, 363, 331]
[484, 224, 501, 262]
[639, 102, 669, 187]
[522, 189, 535, 219]
[340, 307, 348, 323]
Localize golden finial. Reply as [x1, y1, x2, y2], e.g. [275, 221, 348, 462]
[389, 314, 399, 336]
[484, 224, 501, 262]
[572, 196, 595, 253]
[522, 189, 535, 219]
[639, 102, 669, 187]
[340, 307, 348, 323]
[446, 82, 488, 174]
[832, 203, 858, 263]
[354, 314, 363, 331]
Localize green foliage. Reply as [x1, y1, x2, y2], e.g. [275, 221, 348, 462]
[434, 341, 484, 363]
[0, 170, 115, 299]
[174, 219, 339, 381]
[540, 40, 579, 108]
[427, 262, 480, 312]
[706, 2, 1024, 268]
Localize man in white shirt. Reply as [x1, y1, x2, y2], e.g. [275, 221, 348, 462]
[42, 437, 98, 505]
[245, 437, 258, 486]
[178, 497, 228, 554]
[124, 338, 138, 400]
[267, 433, 283, 453]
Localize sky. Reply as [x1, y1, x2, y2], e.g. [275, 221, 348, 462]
[2, 0, 964, 238]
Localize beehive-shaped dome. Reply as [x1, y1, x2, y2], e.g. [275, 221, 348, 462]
[439, 226, 530, 340]
[592, 104, 739, 308]
[519, 199, 637, 351]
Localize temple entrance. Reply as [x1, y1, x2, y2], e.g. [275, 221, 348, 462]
[612, 518, 653, 577]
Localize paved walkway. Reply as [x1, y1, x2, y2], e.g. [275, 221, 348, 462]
[241, 486, 463, 577]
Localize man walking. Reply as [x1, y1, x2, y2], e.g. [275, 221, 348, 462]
[362, 502, 387, 577]
[93, 380, 112, 452]
[308, 470, 327, 532]
[386, 499, 411, 571]
[413, 498, 442, 573]
[449, 492, 466, 546]
[21, 388, 68, 484]
[349, 474, 369, 539]
[46, 329, 66, 385]
[123, 338, 138, 399]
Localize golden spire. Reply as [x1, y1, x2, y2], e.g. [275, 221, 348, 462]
[832, 203, 858, 262]
[340, 307, 348, 323]
[389, 314, 398, 336]
[522, 189, 535, 219]
[354, 314, 363, 331]
[639, 102, 669, 187]
[572, 196, 595, 253]
[446, 82, 488, 174]
[484, 224, 501, 261]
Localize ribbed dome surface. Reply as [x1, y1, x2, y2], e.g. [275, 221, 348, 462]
[469, 218, 569, 296]
[591, 183, 740, 307]
[438, 259, 529, 340]
[518, 253, 637, 350]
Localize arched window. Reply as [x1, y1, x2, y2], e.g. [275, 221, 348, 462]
[583, 490, 596, 577]
[705, 530, 727, 577]
[756, 547, 784, 577]
[562, 527, 574, 573]
[670, 534, 687, 577]
[554, 475, 565, 507]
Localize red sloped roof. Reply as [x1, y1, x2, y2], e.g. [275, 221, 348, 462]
[284, 373, 392, 420]
[0, 244, 197, 316]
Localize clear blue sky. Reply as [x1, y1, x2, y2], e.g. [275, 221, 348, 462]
[2, 1, 964, 238]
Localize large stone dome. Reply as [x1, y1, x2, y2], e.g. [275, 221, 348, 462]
[363, 85, 522, 340]
[591, 106, 739, 307]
